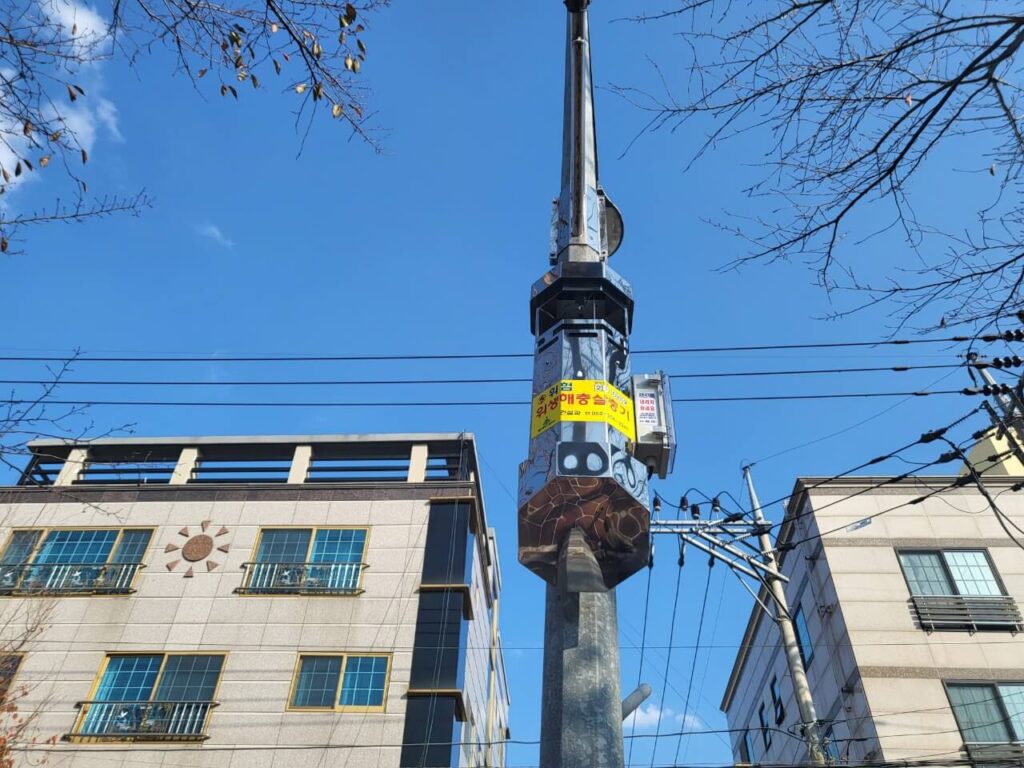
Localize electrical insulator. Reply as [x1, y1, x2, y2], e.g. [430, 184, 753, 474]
[690, 504, 700, 520]
[711, 496, 721, 514]
[983, 383, 1014, 396]
[653, 497, 662, 514]
[679, 495, 688, 511]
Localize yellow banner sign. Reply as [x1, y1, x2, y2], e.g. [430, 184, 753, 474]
[531, 379, 636, 441]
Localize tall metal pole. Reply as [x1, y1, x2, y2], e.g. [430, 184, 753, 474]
[518, 2, 661, 767]
[541, 561, 624, 768]
[745, 467, 827, 766]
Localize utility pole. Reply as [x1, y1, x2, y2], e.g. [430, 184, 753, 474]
[970, 355, 1022, 428]
[647, 477, 828, 766]
[517, 3, 675, 767]
[745, 467, 827, 766]
[965, 353, 1024, 468]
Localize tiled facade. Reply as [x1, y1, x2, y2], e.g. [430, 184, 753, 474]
[0, 434, 509, 767]
[722, 475, 1024, 766]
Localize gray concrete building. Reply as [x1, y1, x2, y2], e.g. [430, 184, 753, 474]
[722, 474, 1024, 766]
[0, 433, 509, 767]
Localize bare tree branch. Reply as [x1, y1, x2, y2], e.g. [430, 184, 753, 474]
[0, 0, 386, 253]
[618, 1, 1024, 332]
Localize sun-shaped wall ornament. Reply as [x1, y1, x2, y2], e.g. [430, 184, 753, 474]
[165, 520, 231, 578]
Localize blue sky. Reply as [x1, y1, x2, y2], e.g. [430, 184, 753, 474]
[2, 1, 1013, 766]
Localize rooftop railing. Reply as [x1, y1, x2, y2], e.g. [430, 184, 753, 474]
[17, 441, 474, 486]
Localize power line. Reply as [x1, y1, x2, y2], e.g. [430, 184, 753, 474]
[745, 367, 965, 467]
[650, 561, 686, 767]
[0, 363, 963, 387]
[628, 565, 655, 767]
[0, 390, 983, 409]
[671, 407, 988, 537]
[672, 560, 713, 764]
[0, 332, 1012, 364]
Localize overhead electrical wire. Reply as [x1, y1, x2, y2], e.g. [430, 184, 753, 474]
[783, 462, 993, 551]
[771, 441, 1007, 551]
[0, 363, 964, 387]
[0, 331, 1016, 363]
[627, 564, 655, 767]
[12, 739, 1024, 768]
[650, 561, 686, 768]
[745, 367, 966, 467]
[0, 390, 988, 410]
[653, 407, 986, 535]
[672, 560, 713, 765]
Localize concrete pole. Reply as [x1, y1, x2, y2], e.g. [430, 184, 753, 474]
[745, 467, 827, 766]
[540, 583, 624, 768]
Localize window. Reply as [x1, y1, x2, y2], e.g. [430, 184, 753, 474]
[899, 550, 1003, 596]
[739, 729, 755, 762]
[898, 550, 1021, 631]
[0, 529, 151, 594]
[758, 703, 772, 749]
[72, 654, 224, 741]
[290, 654, 390, 711]
[947, 683, 1024, 744]
[770, 676, 785, 724]
[238, 528, 367, 594]
[0, 655, 22, 702]
[794, 605, 814, 668]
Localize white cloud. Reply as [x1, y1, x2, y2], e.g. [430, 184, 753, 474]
[624, 704, 706, 733]
[39, 0, 109, 52]
[0, 1, 121, 200]
[95, 99, 123, 143]
[196, 224, 235, 249]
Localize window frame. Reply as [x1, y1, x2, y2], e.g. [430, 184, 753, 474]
[1, 527, 154, 566]
[896, 548, 1008, 598]
[793, 604, 814, 669]
[0, 527, 153, 595]
[287, 652, 391, 714]
[0, 654, 24, 704]
[943, 680, 1024, 745]
[758, 702, 772, 749]
[739, 729, 755, 763]
[73, 652, 226, 740]
[244, 526, 369, 595]
[770, 675, 785, 725]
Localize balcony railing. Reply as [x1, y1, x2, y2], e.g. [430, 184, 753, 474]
[0, 562, 144, 595]
[911, 595, 1023, 632]
[68, 700, 217, 742]
[235, 561, 365, 594]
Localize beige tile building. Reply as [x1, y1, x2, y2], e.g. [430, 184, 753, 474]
[0, 433, 509, 767]
[722, 473, 1024, 766]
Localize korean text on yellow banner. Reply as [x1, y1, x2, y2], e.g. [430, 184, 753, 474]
[530, 379, 636, 441]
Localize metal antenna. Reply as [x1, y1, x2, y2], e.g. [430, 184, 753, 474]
[554, 0, 623, 264]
